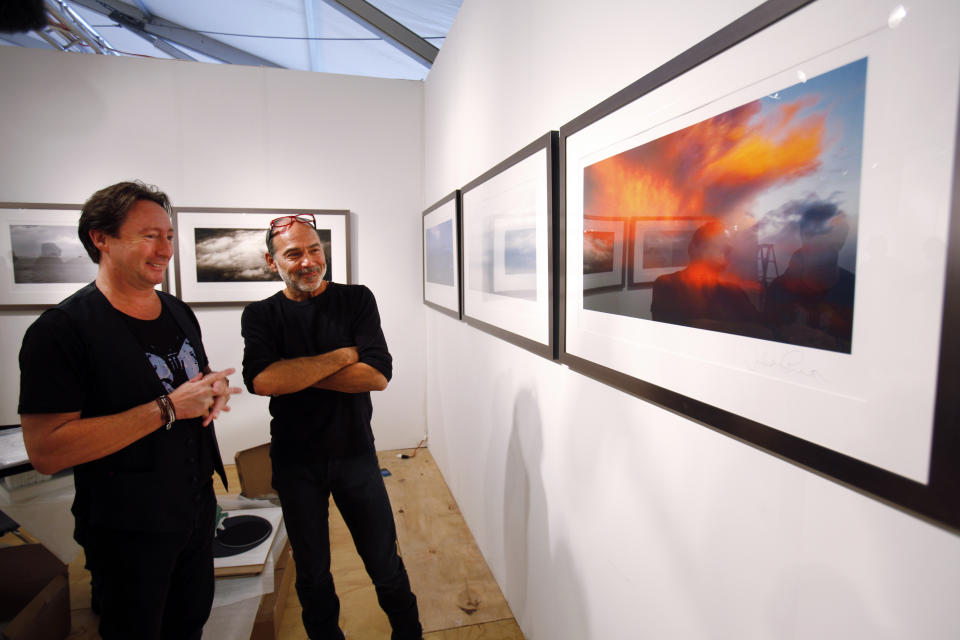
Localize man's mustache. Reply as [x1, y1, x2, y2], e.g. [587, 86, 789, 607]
[296, 266, 324, 275]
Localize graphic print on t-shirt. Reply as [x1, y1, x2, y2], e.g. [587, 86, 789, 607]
[146, 338, 200, 393]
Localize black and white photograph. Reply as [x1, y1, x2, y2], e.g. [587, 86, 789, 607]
[11, 223, 98, 284]
[193, 227, 333, 283]
[0, 206, 109, 306]
[175, 208, 349, 303]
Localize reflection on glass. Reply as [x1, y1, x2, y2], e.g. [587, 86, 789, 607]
[584, 231, 615, 274]
[642, 230, 690, 269]
[582, 57, 866, 353]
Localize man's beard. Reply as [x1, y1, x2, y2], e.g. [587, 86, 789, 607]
[280, 265, 326, 293]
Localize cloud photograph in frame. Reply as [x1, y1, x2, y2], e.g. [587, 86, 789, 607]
[175, 208, 349, 303]
[193, 227, 333, 283]
[583, 57, 866, 354]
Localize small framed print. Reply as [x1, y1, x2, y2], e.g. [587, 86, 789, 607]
[422, 191, 462, 318]
[460, 132, 559, 359]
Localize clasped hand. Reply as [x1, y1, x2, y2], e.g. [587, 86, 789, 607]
[169, 368, 243, 427]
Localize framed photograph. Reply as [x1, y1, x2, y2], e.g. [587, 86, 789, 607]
[174, 208, 350, 304]
[582, 216, 627, 292]
[560, 0, 960, 530]
[0, 204, 103, 307]
[422, 191, 462, 318]
[461, 132, 559, 359]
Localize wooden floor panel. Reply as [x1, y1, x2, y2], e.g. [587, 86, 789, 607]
[424, 619, 526, 640]
[52, 446, 522, 640]
[380, 449, 514, 633]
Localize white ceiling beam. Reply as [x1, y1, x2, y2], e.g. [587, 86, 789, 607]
[320, 0, 438, 68]
[0, 32, 57, 49]
[304, 0, 322, 72]
[66, 0, 281, 67]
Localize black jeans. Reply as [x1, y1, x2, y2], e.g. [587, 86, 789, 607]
[272, 452, 422, 640]
[83, 486, 216, 640]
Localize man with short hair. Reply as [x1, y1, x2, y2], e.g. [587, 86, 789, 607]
[18, 180, 240, 639]
[241, 213, 423, 640]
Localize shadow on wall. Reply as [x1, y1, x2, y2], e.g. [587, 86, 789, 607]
[503, 389, 588, 639]
[764, 563, 897, 638]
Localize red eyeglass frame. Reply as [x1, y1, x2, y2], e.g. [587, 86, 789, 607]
[269, 213, 316, 232]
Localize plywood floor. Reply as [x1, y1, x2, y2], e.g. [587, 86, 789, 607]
[60, 448, 524, 640]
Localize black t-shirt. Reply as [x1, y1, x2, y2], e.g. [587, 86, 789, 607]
[18, 285, 221, 533]
[241, 283, 392, 463]
[19, 299, 214, 482]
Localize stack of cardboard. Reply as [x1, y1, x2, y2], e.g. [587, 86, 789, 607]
[0, 540, 70, 640]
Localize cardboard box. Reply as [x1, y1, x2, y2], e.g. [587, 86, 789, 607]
[235, 443, 276, 500]
[0, 544, 70, 640]
[234, 442, 295, 640]
[249, 541, 295, 640]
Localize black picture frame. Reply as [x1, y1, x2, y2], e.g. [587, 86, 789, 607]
[558, 0, 960, 532]
[460, 131, 560, 360]
[422, 191, 463, 319]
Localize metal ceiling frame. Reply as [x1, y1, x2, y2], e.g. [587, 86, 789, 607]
[2, 0, 446, 74]
[66, 0, 281, 67]
[47, 0, 114, 53]
[320, 0, 438, 68]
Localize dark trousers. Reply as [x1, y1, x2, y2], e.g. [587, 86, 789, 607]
[272, 452, 422, 640]
[82, 486, 217, 640]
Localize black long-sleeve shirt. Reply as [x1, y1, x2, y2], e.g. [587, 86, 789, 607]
[241, 283, 392, 463]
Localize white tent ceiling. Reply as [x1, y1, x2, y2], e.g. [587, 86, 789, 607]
[1, 0, 462, 80]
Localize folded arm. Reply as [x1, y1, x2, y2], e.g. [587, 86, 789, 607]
[250, 347, 358, 396]
[311, 362, 388, 393]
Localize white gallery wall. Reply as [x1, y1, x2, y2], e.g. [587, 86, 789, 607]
[0, 45, 426, 458]
[424, 1, 960, 639]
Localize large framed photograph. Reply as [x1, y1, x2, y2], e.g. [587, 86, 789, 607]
[174, 208, 350, 304]
[0, 203, 102, 307]
[560, 0, 960, 530]
[461, 132, 558, 359]
[422, 191, 462, 318]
